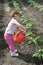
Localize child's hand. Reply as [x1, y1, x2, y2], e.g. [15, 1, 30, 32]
[17, 23, 26, 34]
[20, 29, 26, 34]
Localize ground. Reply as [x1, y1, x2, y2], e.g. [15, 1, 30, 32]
[0, 0, 43, 65]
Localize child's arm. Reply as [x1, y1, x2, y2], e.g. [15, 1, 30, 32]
[17, 23, 25, 30]
[16, 23, 26, 34]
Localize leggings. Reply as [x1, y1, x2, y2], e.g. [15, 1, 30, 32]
[4, 33, 15, 51]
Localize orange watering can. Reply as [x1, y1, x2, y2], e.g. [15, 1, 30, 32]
[13, 31, 27, 44]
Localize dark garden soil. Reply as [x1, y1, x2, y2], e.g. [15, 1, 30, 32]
[0, 0, 43, 65]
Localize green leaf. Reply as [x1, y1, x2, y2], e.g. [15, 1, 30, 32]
[26, 32, 33, 37]
[32, 53, 39, 57]
[39, 8, 43, 12]
[42, 55, 43, 58]
[32, 49, 43, 59]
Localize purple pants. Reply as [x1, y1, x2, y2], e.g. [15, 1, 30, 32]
[4, 33, 15, 51]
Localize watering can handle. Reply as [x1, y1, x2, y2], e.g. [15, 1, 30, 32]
[15, 31, 23, 37]
[15, 31, 20, 37]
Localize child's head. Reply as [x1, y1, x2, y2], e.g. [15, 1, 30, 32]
[10, 10, 21, 21]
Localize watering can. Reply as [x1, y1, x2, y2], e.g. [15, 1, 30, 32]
[13, 31, 27, 44]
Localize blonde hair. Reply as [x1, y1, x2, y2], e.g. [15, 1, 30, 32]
[10, 10, 21, 17]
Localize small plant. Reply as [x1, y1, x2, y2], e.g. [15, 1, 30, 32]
[26, 31, 35, 37]
[26, 33, 43, 45]
[32, 49, 43, 59]
[13, 0, 21, 11]
[25, 21, 35, 29]
[26, 32, 36, 45]
[21, 14, 29, 23]
[35, 36, 43, 45]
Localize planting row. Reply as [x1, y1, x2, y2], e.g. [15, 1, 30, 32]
[26, 0, 43, 13]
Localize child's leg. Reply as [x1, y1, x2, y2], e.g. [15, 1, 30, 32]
[4, 33, 15, 51]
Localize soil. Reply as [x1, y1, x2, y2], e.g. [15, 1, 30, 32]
[0, 0, 43, 65]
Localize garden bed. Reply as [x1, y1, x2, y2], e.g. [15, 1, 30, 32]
[0, 0, 43, 65]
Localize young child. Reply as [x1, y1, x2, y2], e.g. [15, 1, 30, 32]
[4, 10, 26, 57]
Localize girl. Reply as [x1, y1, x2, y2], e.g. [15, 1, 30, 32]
[4, 10, 26, 57]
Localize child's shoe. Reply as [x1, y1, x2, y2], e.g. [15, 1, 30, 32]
[10, 50, 19, 57]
